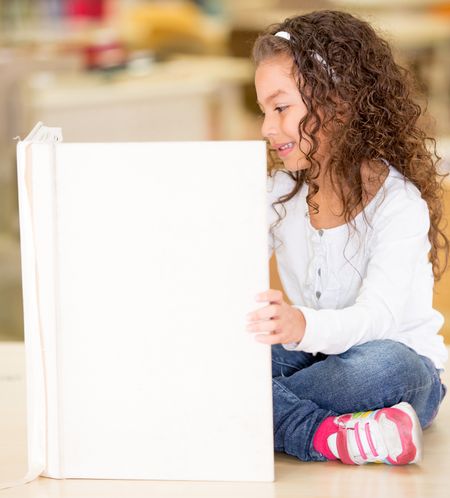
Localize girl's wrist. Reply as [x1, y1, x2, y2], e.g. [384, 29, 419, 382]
[298, 308, 306, 336]
[292, 307, 306, 344]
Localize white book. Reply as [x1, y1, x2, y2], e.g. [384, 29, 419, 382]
[15, 123, 274, 482]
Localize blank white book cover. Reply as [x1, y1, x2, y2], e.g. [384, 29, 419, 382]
[16, 138, 274, 482]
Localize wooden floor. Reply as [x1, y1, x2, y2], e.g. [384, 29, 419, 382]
[1, 342, 449, 498]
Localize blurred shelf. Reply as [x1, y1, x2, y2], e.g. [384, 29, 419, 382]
[23, 55, 254, 142]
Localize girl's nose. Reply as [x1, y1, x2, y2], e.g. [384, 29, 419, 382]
[261, 114, 277, 140]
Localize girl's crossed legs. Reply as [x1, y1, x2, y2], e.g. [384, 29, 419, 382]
[272, 339, 446, 462]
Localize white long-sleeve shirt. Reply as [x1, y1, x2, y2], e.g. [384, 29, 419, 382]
[267, 164, 448, 369]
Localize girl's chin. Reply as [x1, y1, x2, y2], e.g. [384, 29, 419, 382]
[282, 158, 310, 172]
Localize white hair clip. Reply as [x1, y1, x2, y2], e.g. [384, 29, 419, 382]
[274, 29, 340, 83]
[311, 52, 339, 82]
[274, 31, 291, 41]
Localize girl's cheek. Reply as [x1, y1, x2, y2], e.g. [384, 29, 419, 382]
[288, 117, 301, 139]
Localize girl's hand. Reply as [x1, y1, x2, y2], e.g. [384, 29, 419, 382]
[246, 289, 306, 345]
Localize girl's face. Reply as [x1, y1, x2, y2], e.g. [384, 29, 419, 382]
[255, 55, 314, 172]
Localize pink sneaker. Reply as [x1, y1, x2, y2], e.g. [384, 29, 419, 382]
[324, 402, 423, 465]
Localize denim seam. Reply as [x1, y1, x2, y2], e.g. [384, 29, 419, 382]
[383, 380, 439, 419]
[273, 377, 303, 401]
[400, 380, 435, 398]
[273, 359, 305, 370]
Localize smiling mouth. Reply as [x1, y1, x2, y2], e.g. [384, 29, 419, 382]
[276, 142, 295, 156]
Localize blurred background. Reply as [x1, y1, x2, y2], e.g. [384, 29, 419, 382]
[0, 0, 449, 343]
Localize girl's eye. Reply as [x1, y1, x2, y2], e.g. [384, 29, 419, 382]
[275, 106, 288, 113]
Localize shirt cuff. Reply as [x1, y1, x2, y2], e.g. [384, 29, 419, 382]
[282, 341, 302, 351]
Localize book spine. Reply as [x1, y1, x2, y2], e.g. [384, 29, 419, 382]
[16, 141, 48, 479]
[17, 140, 63, 478]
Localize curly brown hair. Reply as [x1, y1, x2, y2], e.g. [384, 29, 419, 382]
[252, 10, 449, 281]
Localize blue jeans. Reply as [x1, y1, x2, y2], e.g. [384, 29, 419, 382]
[272, 339, 447, 461]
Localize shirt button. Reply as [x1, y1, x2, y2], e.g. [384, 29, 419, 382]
[316, 291, 322, 299]
[318, 229, 324, 236]
[318, 268, 321, 276]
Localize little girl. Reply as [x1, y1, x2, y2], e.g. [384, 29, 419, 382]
[246, 10, 449, 465]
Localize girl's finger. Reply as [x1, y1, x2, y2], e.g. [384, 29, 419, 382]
[247, 304, 279, 322]
[256, 289, 283, 304]
[254, 332, 284, 345]
[246, 319, 280, 333]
